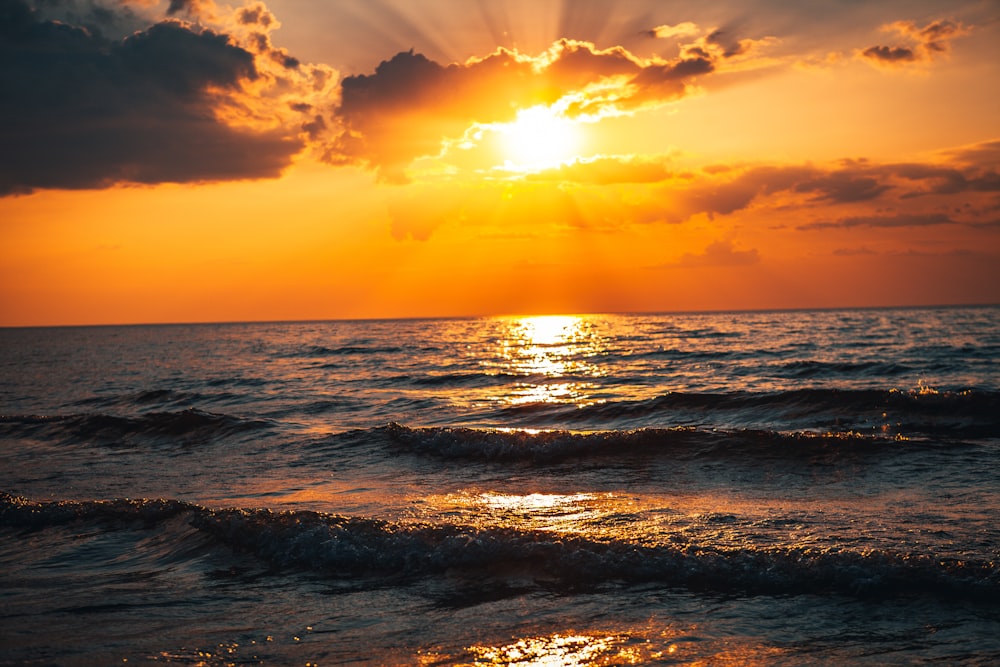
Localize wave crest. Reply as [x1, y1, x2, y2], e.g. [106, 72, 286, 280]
[379, 423, 911, 463]
[3, 493, 995, 601]
[0, 408, 272, 447]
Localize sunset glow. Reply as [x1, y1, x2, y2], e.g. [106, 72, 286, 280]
[1, 0, 998, 325]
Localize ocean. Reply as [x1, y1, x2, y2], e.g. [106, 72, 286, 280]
[1, 306, 998, 665]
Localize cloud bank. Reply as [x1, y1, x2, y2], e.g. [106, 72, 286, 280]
[0, 1, 989, 203]
[385, 140, 1000, 239]
[0, 0, 332, 195]
[326, 38, 736, 181]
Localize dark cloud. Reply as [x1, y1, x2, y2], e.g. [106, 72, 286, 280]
[0, 0, 303, 195]
[165, 0, 216, 19]
[652, 150, 1000, 225]
[21, 0, 150, 38]
[861, 45, 917, 63]
[706, 28, 752, 58]
[328, 40, 720, 181]
[940, 140, 1000, 169]
[794, 172, 892, 203]
[861, 18, 971, 67]
[890, 163, 1000, 198]
[799, 213, 955, 231]
[631, 56, 714, 86]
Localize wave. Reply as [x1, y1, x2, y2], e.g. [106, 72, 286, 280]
[3, 492, 995, 601]
[71, 388, 205, 408]
[290, 344, 441, 358]
[0, 408, 273, 447]
[376, 423, 929, 463]
[69, 385, 264, 410]
[776, 360, 914, 379]
[498, 388, 1000, 437]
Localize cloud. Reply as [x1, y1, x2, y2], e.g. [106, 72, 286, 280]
[649, 20, 779, 64]
[325, 39, 732, 181]
[165, 0, 217, 21]
[860, 45, 918, 63]
[939, 140, 1000, 169]
[664, 240, 761, 268]
[0, 0, 336, 195]
[860, 18, 971, 67]
[799, 213, 956, 231]
[640, 148, 1000, 226]
[832, 247, 877, 256]
[649, 22, 700, 39]
[376, 138, 1000, 242]
[793, 172, 892, 203]
[22, 0, 155, 37]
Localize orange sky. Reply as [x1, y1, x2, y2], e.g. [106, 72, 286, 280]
[1, 0, 999, 325]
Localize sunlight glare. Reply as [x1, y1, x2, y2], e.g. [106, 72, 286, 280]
[466, 633, 642, 666]
[499, 106, 582, 171]
[523, 315, 579, 346]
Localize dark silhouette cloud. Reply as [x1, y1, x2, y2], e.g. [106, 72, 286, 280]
[0, 0, 303, 195]
[21, 0, 151, 37]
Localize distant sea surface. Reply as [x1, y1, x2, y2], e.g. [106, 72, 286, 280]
[2, 306, 999, 665]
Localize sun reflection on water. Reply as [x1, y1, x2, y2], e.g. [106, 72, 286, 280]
[466, 633, 639, 667]
[487, 315, 607, 407]
[425, 490, 638, 536]
[447, 630, 788, 666]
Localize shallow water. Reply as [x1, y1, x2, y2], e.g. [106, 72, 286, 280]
[2, 307, 999, 665]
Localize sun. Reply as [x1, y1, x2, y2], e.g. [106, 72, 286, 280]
[498, 105, 582, 171]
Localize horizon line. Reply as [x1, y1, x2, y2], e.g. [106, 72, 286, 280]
[2, 301, 997, 330]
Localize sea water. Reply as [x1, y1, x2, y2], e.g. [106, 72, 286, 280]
[1, 306, 998, 665]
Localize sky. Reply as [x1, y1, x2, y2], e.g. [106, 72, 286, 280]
[1, 0, 998, 325]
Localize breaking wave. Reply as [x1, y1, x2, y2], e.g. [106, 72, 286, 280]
[2, 492, 995, 601]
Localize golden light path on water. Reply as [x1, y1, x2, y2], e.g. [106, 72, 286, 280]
[205, 314, 944, 666]
[414, 317, 800, 664]
[413, 630, 787, 665]
[480, 315, 608, 408]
